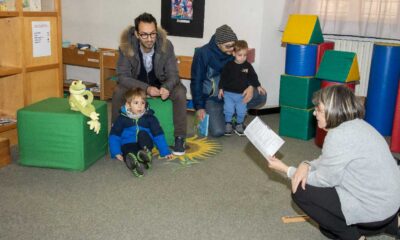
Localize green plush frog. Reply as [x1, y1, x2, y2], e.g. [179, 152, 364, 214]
[68, 80, 100, 134]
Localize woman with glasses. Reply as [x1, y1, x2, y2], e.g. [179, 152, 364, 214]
[267, 85, 400, 240]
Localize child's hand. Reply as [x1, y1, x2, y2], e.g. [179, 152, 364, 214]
[116, 154, 124, 162]
[218, 89, 224, 99]
[162, 154, 174, 160]
[257, 86, 267, 95]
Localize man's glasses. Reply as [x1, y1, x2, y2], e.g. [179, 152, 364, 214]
[222, 43, 234, 49]
[138, 32, 157, 39]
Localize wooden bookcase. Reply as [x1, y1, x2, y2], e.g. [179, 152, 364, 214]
[0, 0, 63, 145]
[62, 47, 117, 100]
[100, 50, 118, 100]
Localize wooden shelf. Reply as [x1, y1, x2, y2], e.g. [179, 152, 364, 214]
[100, 50, 118, 100]
[177, 56, 192, 80]
[63, 47, 101, 68]
[26, 63, 59, 72]
[0, 11, 19, 17]
[22, 11, 58, 17]
[0, 122, 16, 133]
[0, 66, 22, 77]
[0, 0, 62, 146]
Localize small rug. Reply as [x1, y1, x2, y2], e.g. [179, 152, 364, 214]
[154, 135, 222, 171]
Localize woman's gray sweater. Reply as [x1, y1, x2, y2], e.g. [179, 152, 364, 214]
[288, 119, 400, 225]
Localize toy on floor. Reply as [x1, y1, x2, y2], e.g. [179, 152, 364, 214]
[68, 80, 101, 134]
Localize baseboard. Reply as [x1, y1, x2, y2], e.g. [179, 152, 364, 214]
[248, 107, 280, 116]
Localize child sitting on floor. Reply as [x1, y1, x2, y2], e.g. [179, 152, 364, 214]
[109, 88, 173, 177]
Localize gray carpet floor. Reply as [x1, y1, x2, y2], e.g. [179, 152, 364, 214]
[0, 112, 398, 240]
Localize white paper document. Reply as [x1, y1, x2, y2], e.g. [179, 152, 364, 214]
[32, 21, 51, 57]
[244, 117, 285, 158]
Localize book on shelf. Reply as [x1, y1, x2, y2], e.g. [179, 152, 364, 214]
[244, 117, 285, 158]
[23, 0, 41, 11]
[64, 79, 97, 89]
[0, 0, 15, 11]
[0, 117, 17, 126]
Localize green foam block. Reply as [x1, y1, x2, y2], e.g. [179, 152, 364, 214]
[279, 105, 316, 140]
[17, 98, 108, 171]
[147, 98, 174, 146]
[316, 50, 358, 82]
[279, 75, 320, 109]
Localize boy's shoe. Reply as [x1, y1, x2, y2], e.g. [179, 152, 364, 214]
[172, 136, 186, 156]
[137, 148, 152, 169]
[224, 122, 233, 136]
[125, 153, 144, 177]
[234, 123, 246, 136]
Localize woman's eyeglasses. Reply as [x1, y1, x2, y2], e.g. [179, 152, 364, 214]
[314, 106, 325, 114]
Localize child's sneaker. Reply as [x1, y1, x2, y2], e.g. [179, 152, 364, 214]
[137, 148, 152, 169]
[125, 153, 144, 177]
[224, 122, 233, 136]
[234, 123, 245, 136]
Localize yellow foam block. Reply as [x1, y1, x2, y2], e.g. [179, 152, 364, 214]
[282, 14, 324, 44]
[346, 56, 360, 82]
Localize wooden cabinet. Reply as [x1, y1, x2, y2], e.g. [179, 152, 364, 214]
[62, 47, 117, 100]
[62, 47, 102, 97]
[0, 0, 63, 145]
[100, 50, 118, 100]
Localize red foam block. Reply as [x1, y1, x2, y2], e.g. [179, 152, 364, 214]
[390, 82, 400, 152]
[316, 41, 335, 72]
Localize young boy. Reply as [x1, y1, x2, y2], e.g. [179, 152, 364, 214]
[218, 40, 266, 136]
[109, 88, 173, 177]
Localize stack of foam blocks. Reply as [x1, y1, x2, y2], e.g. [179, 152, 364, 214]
[314, 50, 360, 147]
[279, 14, 330, 140]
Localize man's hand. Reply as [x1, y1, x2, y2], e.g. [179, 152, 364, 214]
[160, 87, 170, 100]
[218, 89, 224, 99]
[242, 86, 254, 104]
[196, 109, 206, 121]
[147, 86, 161, 97]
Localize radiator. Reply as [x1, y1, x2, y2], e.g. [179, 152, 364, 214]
[324, 36, 400, 97]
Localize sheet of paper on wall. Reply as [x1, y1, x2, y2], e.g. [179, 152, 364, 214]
[244, 117, 285, 158]
[32, 21, 51, 57]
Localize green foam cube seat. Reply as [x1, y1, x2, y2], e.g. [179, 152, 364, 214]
[279, 105, 316, 140]
[279, 75, 320, 109]
[146, 97, 174, 146]
[17, 97, 108, 171]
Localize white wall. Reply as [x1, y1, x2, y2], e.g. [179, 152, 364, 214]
[62, 0, 285, 108]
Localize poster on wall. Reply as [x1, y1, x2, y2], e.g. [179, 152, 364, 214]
[161, 0, 204, 38]
[32, 21, 51, 57]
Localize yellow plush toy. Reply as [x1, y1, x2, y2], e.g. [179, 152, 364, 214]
[68, 80, 101, 134]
